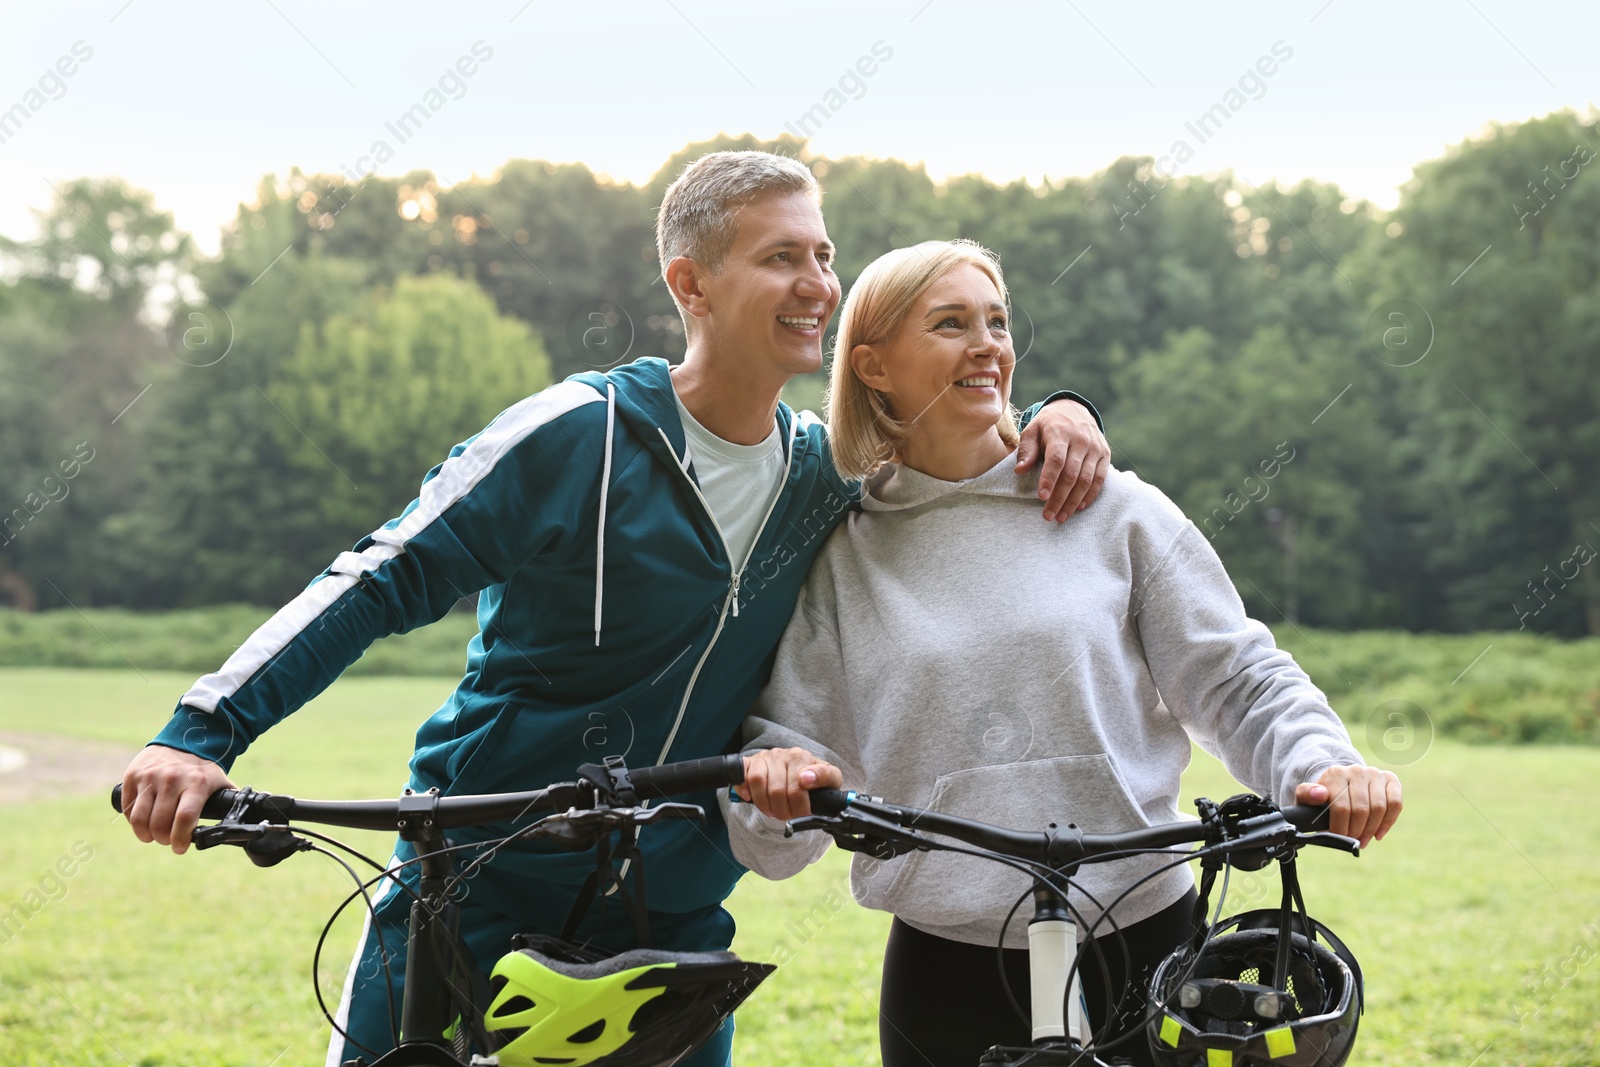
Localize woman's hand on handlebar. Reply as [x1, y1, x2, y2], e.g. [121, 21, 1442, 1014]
[737, 748, 842, 821]
[1295, 764, 1402, 848]
[121, 745, 235, 855]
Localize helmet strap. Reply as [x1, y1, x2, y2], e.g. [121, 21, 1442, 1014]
[1188, 847, 1224, 954]
[559, 821, 654, 949]
[1273, 856, 1313, 993]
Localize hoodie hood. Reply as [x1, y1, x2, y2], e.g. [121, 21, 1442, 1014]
[860, 450, 1039, 512]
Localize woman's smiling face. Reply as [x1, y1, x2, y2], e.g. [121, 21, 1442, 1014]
[855, 261, 1016, 444]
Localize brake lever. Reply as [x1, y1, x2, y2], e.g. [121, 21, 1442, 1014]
[534, 802, 708, 851]
[631, 802, 705, 824]
[191, 822, 264, 850]
[188, 789, 310, 867]
[190, 821, 309, 867]
[1300, 831, 1361, 856]
[787, 811, 928, 860]
[576, 802, 705, 827]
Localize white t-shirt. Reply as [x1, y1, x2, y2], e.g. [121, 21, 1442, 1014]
[673, 392, 786, 569]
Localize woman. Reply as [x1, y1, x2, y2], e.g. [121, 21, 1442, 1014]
[726, 240, 1401, 1067]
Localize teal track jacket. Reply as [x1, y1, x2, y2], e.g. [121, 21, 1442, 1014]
[150, 357, 1097, 914]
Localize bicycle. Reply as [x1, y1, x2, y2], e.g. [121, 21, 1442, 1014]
[781, 787, 1364, 1067]
[112, 753, 771, 1067]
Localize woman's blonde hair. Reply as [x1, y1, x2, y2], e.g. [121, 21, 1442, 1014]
[827, 239, 1020, 481]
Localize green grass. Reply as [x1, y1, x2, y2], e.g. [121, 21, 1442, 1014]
[4, 607, 1595, 744]
[1, 668, 1598, 1065]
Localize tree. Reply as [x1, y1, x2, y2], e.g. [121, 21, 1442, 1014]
[101, 253, 371, 607]
[1, 177, 195, 320]
[1351, 107, 1600, 634]
[270, 272, 553, 534]
[0, 180, 185, 608]
[1112, 325, 1408, 628]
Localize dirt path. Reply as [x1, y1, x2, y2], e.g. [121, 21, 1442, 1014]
[0, 731, 137, 805]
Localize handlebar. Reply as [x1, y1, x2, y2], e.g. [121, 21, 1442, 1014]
[110, 753, 747, 832]
[805, 788, 1353, 867]
[1279, 803, 1332, 832]
[631, 754, 746, 800]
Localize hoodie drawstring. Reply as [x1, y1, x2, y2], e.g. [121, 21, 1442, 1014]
[594, 382, 615, 646]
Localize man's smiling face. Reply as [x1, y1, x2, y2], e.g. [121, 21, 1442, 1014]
[697, 189, 842, 381]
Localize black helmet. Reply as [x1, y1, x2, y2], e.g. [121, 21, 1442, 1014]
[484, 935, 775, 1067]
[1147, 909, 1362, 1067]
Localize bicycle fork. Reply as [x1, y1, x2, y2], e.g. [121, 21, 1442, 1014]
[1027, 880, 1089, 1046]
[979, 876, 1093, 1067]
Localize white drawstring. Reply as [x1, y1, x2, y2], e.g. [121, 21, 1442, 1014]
[594, 382, 615, 646]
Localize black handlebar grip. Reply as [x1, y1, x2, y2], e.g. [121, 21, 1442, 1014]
[808, 788, 851, 816]
[200, 788, 245, 820]
[629, 754, 745, 800]
[109, 784, 246, 819]
[1282, 804, 1331, 832]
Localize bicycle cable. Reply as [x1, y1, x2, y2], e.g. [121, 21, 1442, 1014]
[285, 824, 435, 1052]
[305, 812, 633, 1059]
[304, 830, 522, 1056]
[1065, 838, 1267, 1061]
[996, 842, 1235, 1058]
[304, 842, 402, 1056]
[987, 840, 1221, 1050]
[438, 802, 603, 905]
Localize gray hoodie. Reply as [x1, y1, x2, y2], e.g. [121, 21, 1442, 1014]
[723, 453, 1363, 948]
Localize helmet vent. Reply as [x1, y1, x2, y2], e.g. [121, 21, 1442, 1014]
[496, 994, 537, 1017]
[567, 1019, 607, 1044]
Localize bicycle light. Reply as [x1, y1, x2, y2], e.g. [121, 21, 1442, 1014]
[1254, 991, 1286, 1020]
[1178, 979, 1289, 1023]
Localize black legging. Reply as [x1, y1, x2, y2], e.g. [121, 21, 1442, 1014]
[879, 889, 1199, 1067]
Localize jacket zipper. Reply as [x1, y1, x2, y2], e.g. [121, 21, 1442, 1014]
[651, 418, 797, 765]
[607, 421, 796, 892]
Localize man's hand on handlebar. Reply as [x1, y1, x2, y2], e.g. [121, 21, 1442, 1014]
[121, 745, 235, 855]
[737, 748, 842, 822]
[1294, 764, 1402, 849]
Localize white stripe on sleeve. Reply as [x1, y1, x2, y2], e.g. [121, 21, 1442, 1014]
[182, 381, 605, 713]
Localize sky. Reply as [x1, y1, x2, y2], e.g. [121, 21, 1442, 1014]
[1, 0, 1595, 256]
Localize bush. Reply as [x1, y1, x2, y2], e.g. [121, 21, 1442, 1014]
[1273, 628, 1600, 746]
[2, 608, 1595, 744]
[0, 604, 478, 677]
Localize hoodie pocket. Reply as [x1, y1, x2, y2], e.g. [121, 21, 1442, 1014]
[855, 753, 1152, 933]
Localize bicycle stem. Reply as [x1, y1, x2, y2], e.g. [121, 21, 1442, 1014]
[396, 789, 470, 1056]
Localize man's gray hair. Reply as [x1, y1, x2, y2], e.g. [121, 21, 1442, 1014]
[656, 151, 821, 277]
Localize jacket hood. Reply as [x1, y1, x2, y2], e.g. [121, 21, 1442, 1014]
[568, 358, 804, 646]
[860, 450, 1037, 512]
[589, 357, 797, 467]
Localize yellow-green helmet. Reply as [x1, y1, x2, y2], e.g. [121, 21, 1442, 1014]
[484, 938, 774, 1067]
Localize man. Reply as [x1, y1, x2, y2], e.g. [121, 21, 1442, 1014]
[119, 150, 1109, 1066]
